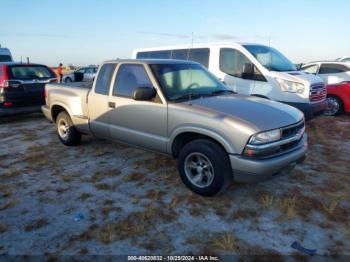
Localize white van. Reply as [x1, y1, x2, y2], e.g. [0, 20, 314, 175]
[132, 43, 326, 119]
[0, 48, 13, 62]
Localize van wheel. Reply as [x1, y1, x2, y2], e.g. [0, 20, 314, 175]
[325, 96, 343, 116]
[56, 111, 81, 146]
[177, 139, 232, 196]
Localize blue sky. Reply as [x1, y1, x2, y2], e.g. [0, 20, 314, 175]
[1, 0, 349, 66]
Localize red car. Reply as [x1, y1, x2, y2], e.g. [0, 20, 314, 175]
[325, 82, 350, 116]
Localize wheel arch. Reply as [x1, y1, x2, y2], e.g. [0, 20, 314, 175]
[170, 129, 235, 158]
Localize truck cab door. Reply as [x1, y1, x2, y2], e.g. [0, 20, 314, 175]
[87, 63, 116, 138]
[107, 63, 168, 153]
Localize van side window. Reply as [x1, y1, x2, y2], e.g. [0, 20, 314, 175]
[113, 64, 152, 98]
[189, 48, 210, 68]
[319, 64, 349, 74]
[220, 48, 251, 78]
[302, 65, 318, 74]
[136, 52, 149, 59]
[149, 51, 171, 59]
[172, 49, 189, 60]
[95, 63, 116, 95]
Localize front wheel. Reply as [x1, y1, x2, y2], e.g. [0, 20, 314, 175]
[324, 96, 343, 116]
[65, 77, 72, 83]
[177, 139, 232, 196]
[56, 111, 81, 146]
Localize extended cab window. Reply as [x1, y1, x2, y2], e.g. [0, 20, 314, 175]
[319, 64, 349, 74]
[95, 63, 116, 95]
[113, 64, 152, 97]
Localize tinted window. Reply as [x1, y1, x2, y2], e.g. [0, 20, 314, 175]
[172, 49, 189, 60]
[302, 64, 318, 74]
[220, 48, 251, 78]
[149, 51, 171, 59]
[319, 64, 349, 74]
[113, 64, 152, 97]
[7, 65, 55, 80]
[136, 52, 149, 59]
[189, 48, 210, 68]
[95, 63, 116, 95]
[85, 68, 96, 74]
[0, 55, 12, 62]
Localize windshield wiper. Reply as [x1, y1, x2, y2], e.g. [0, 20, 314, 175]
[211, 90, 236, 95]
[172, 92, 213, 101]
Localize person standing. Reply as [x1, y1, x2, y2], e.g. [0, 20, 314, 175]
[57, 63, 63, 83]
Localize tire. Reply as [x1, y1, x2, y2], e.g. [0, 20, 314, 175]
[177, 139, 232, 196]
[324, 96, 343, 116]
[65, 77, 72, 83]
[56, 111, 81, 146]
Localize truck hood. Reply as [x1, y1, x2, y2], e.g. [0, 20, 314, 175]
[270, 70, 324, 86]
[182, 95, 304, 131]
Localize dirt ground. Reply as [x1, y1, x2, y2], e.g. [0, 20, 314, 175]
[0, 113, 349, 259]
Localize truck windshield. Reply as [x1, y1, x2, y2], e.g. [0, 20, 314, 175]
[243, 45, 296, 72]
[150, 63, 229, 101]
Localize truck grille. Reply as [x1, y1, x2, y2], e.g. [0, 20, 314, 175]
[281, 120, 305, 139]
[309, 83, 327, 102]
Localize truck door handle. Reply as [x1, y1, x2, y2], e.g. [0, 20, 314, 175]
[108, 102, 116, 108]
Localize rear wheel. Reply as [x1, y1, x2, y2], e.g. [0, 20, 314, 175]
[56, 111, 81, 146]
[324, 96, 343, 116]
[65, 77, 72, 83]
[177, 139, 232, 196]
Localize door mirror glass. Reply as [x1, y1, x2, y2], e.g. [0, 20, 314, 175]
[132, 86, 156, 101]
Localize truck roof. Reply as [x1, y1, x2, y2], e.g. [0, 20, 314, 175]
[103, 59, 199, 65]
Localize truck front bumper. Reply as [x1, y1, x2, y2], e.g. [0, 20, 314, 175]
[230, 135, 307, 183]
[41, 105, 53, 122]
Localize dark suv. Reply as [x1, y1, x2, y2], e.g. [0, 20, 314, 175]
[0, 62, 57, 116]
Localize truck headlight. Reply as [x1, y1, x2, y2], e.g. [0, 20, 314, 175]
[277, 79, 305, 94]
[249, 129, 281, 145]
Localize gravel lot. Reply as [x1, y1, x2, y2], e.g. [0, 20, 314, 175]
[0, 113, 349, 259]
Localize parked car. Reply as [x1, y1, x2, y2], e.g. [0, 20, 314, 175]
[0, 62, 57, 116]
[42, 59, 307, 196]
[132, 42, 326, 120]
[336, 56, 350, 64]
[63, 66, 98, 83]
[301, 62, 350, 85]
[0, 47, 13, 62]
[324, 81, 350, 116]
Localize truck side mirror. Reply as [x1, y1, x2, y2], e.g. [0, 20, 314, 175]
[242, 63, 254, 80]
[132, 86, 156, 101]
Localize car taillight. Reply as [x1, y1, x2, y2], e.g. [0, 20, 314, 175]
[3, 101, 13, 107]
[0, 80, 10, 88]
[44, 86, 48, 98]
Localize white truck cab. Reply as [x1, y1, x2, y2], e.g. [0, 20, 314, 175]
[132, 42, 326, 119]
[0, 47, 13, 62]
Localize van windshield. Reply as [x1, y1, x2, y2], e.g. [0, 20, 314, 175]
[243, 45, 296, 72]
[150, 63, 229, 101]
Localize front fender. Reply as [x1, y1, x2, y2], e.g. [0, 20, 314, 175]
[168, 124, 238, 155]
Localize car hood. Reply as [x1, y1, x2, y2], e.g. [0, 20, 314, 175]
[182, 94, 304, 131]
[270, 70, 324, 86]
